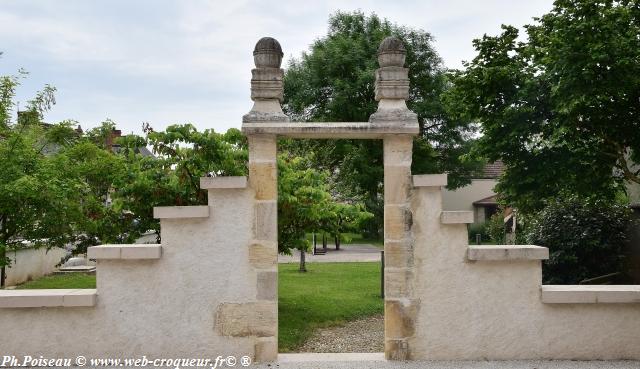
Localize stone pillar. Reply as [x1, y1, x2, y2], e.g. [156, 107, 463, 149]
[371, 37, 419, 360]
[242, 37, 288, 362]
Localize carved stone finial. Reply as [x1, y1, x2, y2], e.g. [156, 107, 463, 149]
[369, 37, 417, 124]
[253, 37, 283, 68]
[243, 37, 289, 123]
[377, 36, 406, 67]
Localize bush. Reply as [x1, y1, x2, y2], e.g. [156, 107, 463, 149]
[526, 197, 633, 284]
[486, 211, 506, 244]
[468, 222, 488, 243]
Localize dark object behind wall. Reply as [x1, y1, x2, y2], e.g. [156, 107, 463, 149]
[626, 205, 640, 283]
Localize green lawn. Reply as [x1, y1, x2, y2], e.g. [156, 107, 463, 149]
[10, 262, 383, 352]
[278, 262, 383, 352]
[15, 273, 96, 289]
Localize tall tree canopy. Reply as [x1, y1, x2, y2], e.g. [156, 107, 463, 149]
[448, 0, 640, 212]
[283, 11, 480, 237]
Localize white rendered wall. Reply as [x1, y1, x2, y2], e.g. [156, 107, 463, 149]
[0, 188, 257, 359]
[5, 247, 67, 287]
[410, 186, 640, 360]
[441, 179, 496, 221]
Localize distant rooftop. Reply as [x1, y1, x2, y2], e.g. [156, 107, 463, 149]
[479, 160, 505, 179]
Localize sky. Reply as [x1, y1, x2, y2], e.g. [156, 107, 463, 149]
[0, 0, 554, 135]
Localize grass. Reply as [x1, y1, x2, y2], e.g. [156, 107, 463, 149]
[15, 273, 96, 289]
[278, 262, 383, 352]
[11, 262, 383, 353]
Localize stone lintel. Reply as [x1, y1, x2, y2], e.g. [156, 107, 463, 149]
[541, 285, 640, 304]
[242, 122, 419, 139]
[412, 174, 447, 188]
[153, 206, 209, 219]
[467, 245, 549, 261]
[0, 289, 97, 308]
[88, 244, 162, 260]
[200, 176, 247, 189]
[440, 211, 474, 224]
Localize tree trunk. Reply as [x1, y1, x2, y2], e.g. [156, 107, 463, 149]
[299, 248, 307, 272]
[335, 234, 340, 250]
[322, 233, 327, 252]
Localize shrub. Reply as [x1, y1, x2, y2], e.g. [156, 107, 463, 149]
[468, 222, 488, 244]
[486, 211, 506, 244]
[526, 196, 633, 284]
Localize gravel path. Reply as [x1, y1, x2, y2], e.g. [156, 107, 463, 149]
[279, 244, 382, 263]
[297, 314, 384, 353]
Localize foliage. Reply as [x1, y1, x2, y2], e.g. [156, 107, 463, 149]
[486, 211, 506, 244]
[448, 0, 640, 213]
[0, 70, 82, 273]
[278, 154, 372, 255]
[467, 222, 489, 244]
[526, 196, 633, 284]
[283, 11, 482, 237]
[279, 262, 382, 351]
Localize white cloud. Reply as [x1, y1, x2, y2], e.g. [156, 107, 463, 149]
[0, 0, 553, 135]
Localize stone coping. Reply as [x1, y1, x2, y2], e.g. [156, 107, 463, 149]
[413, 174, 447, 187]
[88, 244, 162, 260]
[541, 285, 640, 304]
[153, 205, 209, 219]
[242, 122, 419, 139]
[440, 211, 474, 224]
[0, 289, 97, 308]
[200, 176, 247, 189]
[467, 245, 549, 261]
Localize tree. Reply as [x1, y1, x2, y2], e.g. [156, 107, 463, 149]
[283, 11, 481, 238]
[278, 154, 372, 271]
[0, 69, 81, 286]
[526, 196, 633, 284]
[447, 0, 640, 213]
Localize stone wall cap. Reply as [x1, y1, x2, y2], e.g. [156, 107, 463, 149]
[0, 289, 97, 308]
[200, 176, 247, 189]
[467, 245, 549, 261]
[153, 205, 209, 219]
[88, 244, 162, 260]
[541, 285, 640, 304]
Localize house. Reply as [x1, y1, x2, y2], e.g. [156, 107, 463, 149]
[441, 161, 504, 224]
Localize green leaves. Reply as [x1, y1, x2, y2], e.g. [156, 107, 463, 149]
[451, 0, 640, 212]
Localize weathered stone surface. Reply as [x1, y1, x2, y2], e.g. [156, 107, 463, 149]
[467, 245, 549, 261]
[249, 242, 277, 269]
[254, 336, 278, 362]
[384, 241, 414, 268]
[253, 37, 283, 68]
[383, 136, 413, 166]
[255, 201, 277, 241]
[385, 267, 414, 298]
[384, 165, 411, 205]
[215, 302, 277, 337]
[249, 162, 277, 200]
[88, 244, 162, 260]
[200, 176, 247, 189]
[385, 299, 419, 339]
[385, 205, 412, 241]
[256, 271, 277, 301]
[248, 135, 277, 161]
[385, 339, 410, 360]
[412, 174, 447, 188]
[242, 122, 419, 139]
[440, 210, 474, 224]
